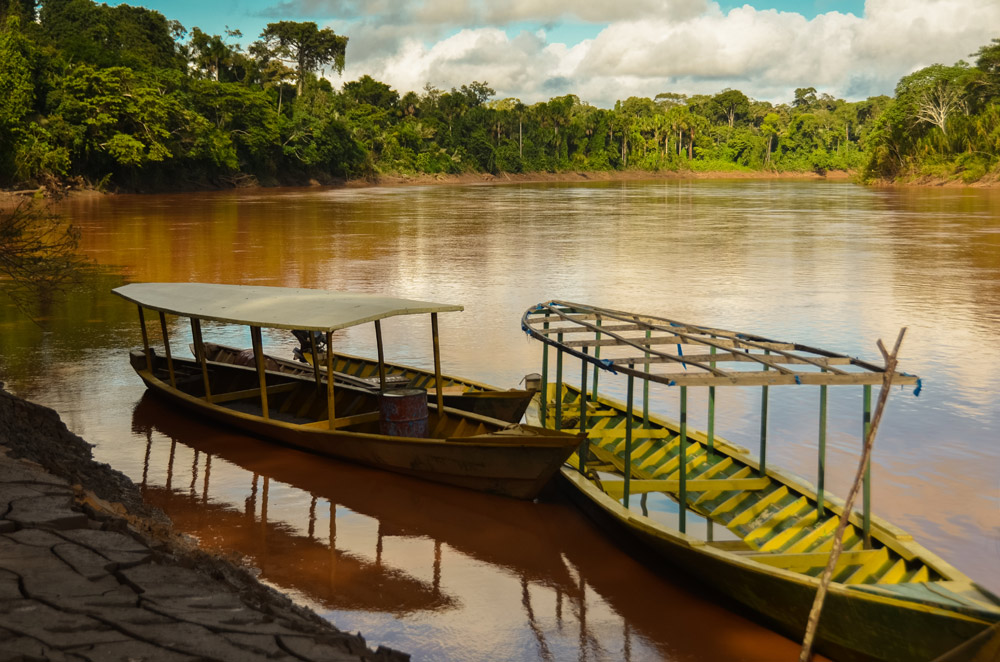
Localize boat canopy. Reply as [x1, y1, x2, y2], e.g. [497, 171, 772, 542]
[522, 300, 920, 388]
[113, 283, 463, 332]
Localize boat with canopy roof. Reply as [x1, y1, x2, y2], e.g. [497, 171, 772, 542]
[195, 340, 534, 423]
[521, 300, 1000, 662]
[111, 283, 581, 500]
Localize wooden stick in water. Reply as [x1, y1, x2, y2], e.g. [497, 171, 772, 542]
[799, 327, 906, 662]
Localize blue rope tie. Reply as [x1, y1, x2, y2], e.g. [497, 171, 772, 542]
[914, 378, 923, 397]
[600, 358, 618, 374]
[794, 375, 801, 385]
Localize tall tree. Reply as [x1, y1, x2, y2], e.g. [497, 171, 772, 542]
[712, 89, 750, 128]
[258, 21, 347, 95]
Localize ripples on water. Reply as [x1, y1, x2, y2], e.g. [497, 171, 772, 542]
[1, 179, 997, 660]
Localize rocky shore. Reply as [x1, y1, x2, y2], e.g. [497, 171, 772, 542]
[0, 384, 408, 661]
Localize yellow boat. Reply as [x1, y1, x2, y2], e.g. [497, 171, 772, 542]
[110, 283, 582, 500]
[522, 300, 1000, 662]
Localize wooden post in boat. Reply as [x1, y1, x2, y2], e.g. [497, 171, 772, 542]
[579, 347, 589, 471]
[540, 317, 549, 426]
[708, 344, 716, 455]
[250, 326, 269, 419]
[326, 331, 336, 428]
[817, 383, 828, 518]
[137, 306, 152, 370]
[679, 385, 688, 533]
[799, 328, 905, 662]
[190, 318, 212, 403]
[623, 365, 635, 507]
[158, 311, 176, 388]
[862, 383, 872, 548]
[555, 333, 564, 429]
[591, 319, 602, 399]
[431, 313, 445, 415]
[759, 350, 770, 476]
[374, 320, 388, 392]
[642, 328, 651, 426]
[309, 332, 323, 391]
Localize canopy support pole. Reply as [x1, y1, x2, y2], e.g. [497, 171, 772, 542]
[863, 383, 872, 548]
[679, 385, 688, 534]
[591, 319, 602, 399]
[540, 317, 549, 426]
[374, 320, 387, 392]
[190, 318, 212, 403]
[309, 333, 323, 391]
[817, 384, 828, 518]
[708, 344, 716, 455]
[623, 366, 635, 508]
[137, 306, 151, 371]
[760, 350, 770, 476]
[158, 311, 176, 388]
[555, 333, 564, 429]
[431, 313, 444, 414]
[250, 326, 269, 419]
[642, 329, 651, 426]
[326, 332, 336, 428]
[578, 347, 589, 471]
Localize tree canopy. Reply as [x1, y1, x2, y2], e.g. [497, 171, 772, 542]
[0, 0, 996, 191]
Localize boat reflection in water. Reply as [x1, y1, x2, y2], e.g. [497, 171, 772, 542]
[131, 392, 823, 662]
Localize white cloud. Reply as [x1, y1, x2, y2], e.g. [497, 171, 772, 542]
[329, 0, 1000, 107]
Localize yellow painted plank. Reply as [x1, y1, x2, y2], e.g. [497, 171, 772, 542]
[878, 558, 909, 585]
[587, 427, 673, 438]
[696, 466, 753, 505]
[662, 452, 710, 482]
[745, 549, 882, 571]
[909, 566, 931, 583]
[709, 489, 754, 519]
[728, 487, 790, 528]
[784, 516, 839, 553]
[744, 497, 810, 545]
[650, 442, 700, 477]
[757, 510, 819, 552]
[602, 477, 771, 500]
[842, 547, 890, 584]
[637, 444, 672, 471]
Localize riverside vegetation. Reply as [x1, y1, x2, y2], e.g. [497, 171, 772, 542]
[0, 0, 998, 192]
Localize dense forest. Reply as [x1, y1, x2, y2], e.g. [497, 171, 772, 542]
[0, 0, 998, 191]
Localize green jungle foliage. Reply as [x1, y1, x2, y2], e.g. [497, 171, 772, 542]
[0, 0, 997, 190]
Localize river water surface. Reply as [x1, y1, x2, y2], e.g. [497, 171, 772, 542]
[1, 179, 997, 661]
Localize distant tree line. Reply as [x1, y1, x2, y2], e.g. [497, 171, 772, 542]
[0, 0, 997, 190]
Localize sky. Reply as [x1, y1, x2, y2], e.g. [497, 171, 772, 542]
[110, 0, 999, 108]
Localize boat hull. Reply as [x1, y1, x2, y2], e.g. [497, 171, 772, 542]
[131, 352, 579, 500]
[559, 469, 993, 662]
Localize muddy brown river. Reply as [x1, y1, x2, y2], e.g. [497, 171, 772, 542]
[1, 179, 997, 661]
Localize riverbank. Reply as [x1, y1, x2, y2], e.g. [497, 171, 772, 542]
[1, 168, 849, 207]
[0, 384, 408, 661]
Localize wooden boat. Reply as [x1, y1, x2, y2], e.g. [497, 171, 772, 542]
[521, 300, 1000, 662]
[110, 283, 582, 500]
[199, 341, 533, 423]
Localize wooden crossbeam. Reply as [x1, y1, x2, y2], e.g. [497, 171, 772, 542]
[210, 382, 298, 404]
[744, 549, 882, 571]
[602, 477, 770, 499]
[301, 411, 380, 430]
